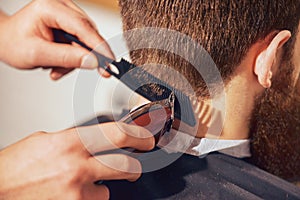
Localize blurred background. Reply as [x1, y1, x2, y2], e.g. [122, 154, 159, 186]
[0, 0, 132, 148]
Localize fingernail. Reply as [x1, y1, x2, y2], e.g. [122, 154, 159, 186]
[50, 72, 63, 80]
[81, 54, 98, 69]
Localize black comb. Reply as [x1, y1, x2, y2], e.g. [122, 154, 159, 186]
[55, 30, 196, 126]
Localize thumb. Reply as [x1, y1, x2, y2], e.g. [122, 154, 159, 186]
[33, 41, 98, 69]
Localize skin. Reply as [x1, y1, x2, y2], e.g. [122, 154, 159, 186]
[0, 0, 154, 199]
[133, 22, 300, 180]
[118, 0, 299, 179]
[133, 30, 299, 142]
[0, 2, 298, 199]
[190, 26, 300, 179]
[249, 25, 300, 179]
[0, 0, 113, 79]
[215, 30, 295, 139]
[136, 27, 298, 141]
[0, 123, 155, 200]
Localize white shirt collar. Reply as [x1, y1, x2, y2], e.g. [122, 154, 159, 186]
[157, 129, 251, 158]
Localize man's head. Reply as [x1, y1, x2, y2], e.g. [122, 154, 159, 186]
[119, 0, 300, 97]
[119, 0, 300, 179]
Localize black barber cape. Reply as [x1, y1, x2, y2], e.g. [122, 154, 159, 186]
[83, 115, 300, 200]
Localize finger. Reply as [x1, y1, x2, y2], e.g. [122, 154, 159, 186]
[88, 154, 142, 181]
[50, 68, 74, 80]
[97, 66, 111, 78]
[83, 184, 109, 200]
[42, 3, 114, 59]
[30, 40, 98, 69]
[75, 122, 155, 154]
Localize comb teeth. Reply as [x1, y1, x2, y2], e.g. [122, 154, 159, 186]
[190, 96, 213, 124]
[111, 59, 135, 79]
[111, 59, 196, 127]
[190, 96, 224, 137]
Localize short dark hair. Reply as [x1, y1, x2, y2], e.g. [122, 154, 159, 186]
[119, 0, 300, 97]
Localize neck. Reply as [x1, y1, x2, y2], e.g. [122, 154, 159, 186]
[196, 69, 261, 140]
[134, 69, 260, 140]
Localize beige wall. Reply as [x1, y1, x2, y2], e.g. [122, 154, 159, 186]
[83, 0, 119, 11]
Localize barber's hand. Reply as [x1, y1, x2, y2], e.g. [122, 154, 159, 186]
[0, 122, 154, 200]
[0, 0, 114, 80]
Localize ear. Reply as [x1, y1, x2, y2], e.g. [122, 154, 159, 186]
[254, 30, 291, 88]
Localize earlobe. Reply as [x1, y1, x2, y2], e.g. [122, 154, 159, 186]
[254, 30, 291, 88]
